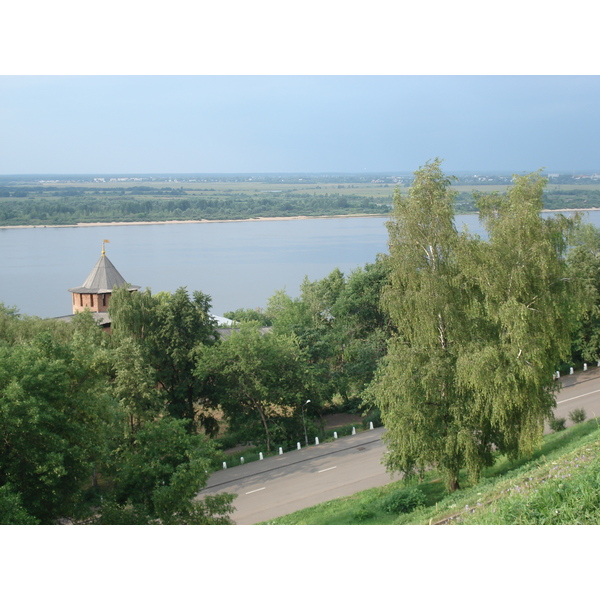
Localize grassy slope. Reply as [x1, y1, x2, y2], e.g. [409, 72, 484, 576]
[262, 419, 600, 525]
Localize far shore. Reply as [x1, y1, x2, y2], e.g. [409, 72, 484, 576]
[0, 214, 386, 230]
[1, 208, 598, 230]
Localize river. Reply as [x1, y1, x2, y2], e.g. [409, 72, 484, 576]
[0, 212, 595, 320]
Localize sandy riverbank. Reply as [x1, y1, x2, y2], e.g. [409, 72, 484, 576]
[1, 208, 598, 230]
[0, 214, 385, 230]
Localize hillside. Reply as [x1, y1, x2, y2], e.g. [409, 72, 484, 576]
[263, 419, 600, 525]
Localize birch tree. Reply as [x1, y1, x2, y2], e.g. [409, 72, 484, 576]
[370, 161, 579, 491]
[370, 159, 487, 491]
[459, 171, 579, 458]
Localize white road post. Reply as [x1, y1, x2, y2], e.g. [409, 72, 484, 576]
[223, 462, 227, 470]
[570, 367, 574, 375]
[315, 437, 319, 445]
[297, 442, 301, 450]
[334, 432, 338, 439]
[259, 452, 263, 460]
[352, 427, 356, 435]
[370, 422, 374, 430]
[584, 363, 588, 371]
[240, 457, 244, 465]
[279, 447, 283, 455]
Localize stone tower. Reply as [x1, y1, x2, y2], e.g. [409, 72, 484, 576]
[68, 241, 140, 315]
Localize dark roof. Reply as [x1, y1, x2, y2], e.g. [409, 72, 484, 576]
[68, 253, 140, 294]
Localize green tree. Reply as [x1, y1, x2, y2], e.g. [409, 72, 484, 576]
[369, 161, 579, 491]
[460, 171, 580, 458]
[96, 417, 235, 525]
[369, 159, 483, 491]
[0, 302, 74, 345]
[112, 337, 165, 437]
[565, 222, 600, 363]
[0, 484, 40, 524]
[328, 258, 392, 407]
[0, 332, 114, 522]
[109, 286, 220, 434]
[196, 323, 310, 452]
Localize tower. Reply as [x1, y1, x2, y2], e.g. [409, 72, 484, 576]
[68, 241, 140, 315]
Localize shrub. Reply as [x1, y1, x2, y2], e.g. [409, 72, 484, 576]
[569, 408, 587, 425]
[549, 416, 567, 432]
[379, 488, 426, 514]
[362, 408, 383, 429]
[352, 506, 375, 522]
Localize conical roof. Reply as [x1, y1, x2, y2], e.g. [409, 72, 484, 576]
[68, 253, 140, 294]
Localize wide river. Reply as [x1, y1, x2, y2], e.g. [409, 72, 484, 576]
[0, 212, 597, 320]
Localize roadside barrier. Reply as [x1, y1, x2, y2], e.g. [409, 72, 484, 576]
[220, 421, 376, 470]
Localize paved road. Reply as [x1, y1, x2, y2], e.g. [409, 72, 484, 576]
[197, 367, 600, 525]
[551, 368, 600, 426]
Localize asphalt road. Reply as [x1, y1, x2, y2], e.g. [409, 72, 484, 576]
[197, 367, 600, 525]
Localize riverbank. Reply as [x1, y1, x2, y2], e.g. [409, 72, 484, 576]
[0, 213, 386, 230]
[2, 207, 598, 230]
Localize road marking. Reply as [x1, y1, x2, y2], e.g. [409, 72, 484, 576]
[557, 389, 600, 405]
[318, 466, 337, 473]
[245, 487, 266, 495]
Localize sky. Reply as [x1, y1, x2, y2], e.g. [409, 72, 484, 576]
[1, 2, 599, 177]
[1, 74, 599, 175]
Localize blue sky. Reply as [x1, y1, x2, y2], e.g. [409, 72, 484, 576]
[1, 75, 599, 175]
[1, 3, 598, 176]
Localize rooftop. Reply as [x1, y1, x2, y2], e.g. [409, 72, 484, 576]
[68, 251, 140, 295]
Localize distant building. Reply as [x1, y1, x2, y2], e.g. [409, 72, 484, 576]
[57, 241, 229, 333]
[56, 242, 140, 329]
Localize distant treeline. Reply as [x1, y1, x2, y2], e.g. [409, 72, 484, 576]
[1, 186, 600, 226]
[0, 190, 391, 226]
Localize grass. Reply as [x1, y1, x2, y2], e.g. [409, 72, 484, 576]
[261, 418, 600, 525]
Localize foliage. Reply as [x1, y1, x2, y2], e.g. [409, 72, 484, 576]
[2, 176, 600, 227]
[569, 408, 587, 424]
[96, 417, 235, 525]
[369, 158, 489, 491]
[459, 170, 579, 459]
[0, 185, 390, 226]
[565, 223, 600, 363]
[260, 256, 392, 414]
[549, 416, 567, 432]
[378, 487, 426, 514]
[109, 286, 221, 434]
[369, 160, 581, 492]
[0, 299, 235, 525]
[223, 307, 272, 326]
[0, 302, 74, 345]
[0, 483, 40, 524]
[0, 332, 115, 523]
[352, 506, 375, 522]
[196, 322, 310, 452]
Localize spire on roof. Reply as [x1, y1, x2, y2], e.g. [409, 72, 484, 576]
[68, 248, 140, 295]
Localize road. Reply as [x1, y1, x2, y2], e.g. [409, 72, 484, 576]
[197, 368, 600, 524]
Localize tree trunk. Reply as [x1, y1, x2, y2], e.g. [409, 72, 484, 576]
[257, 405, 271, 453]
[447, 478, 460, 492]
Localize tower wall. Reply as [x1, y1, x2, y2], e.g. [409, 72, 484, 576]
[72, 292, 111, 314]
